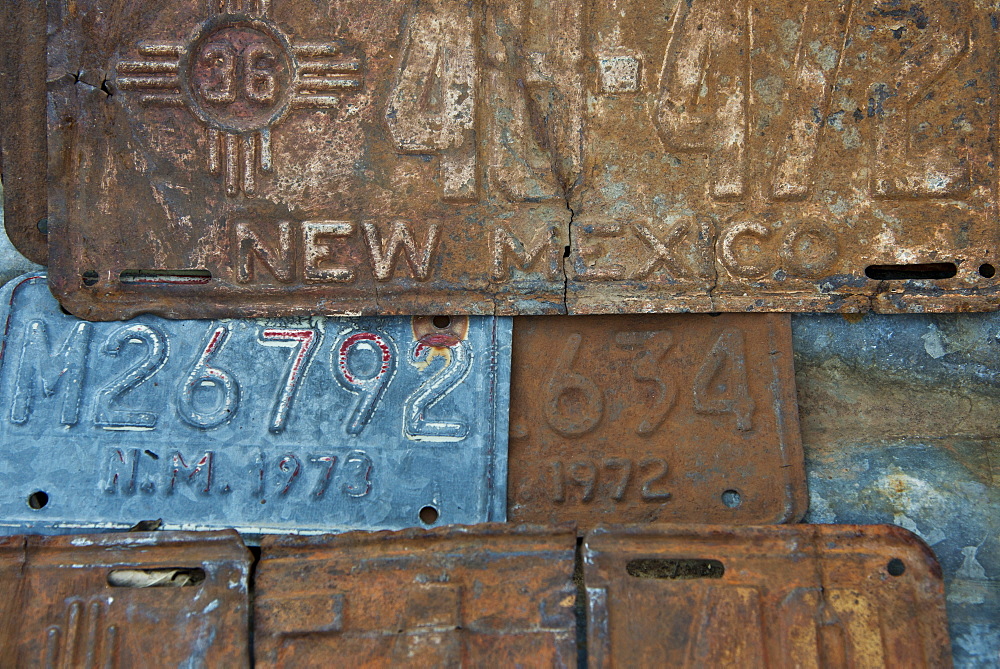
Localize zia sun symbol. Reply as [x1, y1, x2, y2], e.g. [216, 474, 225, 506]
[113, 0, 362, 196]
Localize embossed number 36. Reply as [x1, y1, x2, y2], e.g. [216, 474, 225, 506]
[200, 41, 278, 105]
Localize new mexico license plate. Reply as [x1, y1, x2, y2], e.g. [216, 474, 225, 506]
[18, 0, 995, 319]
[0, 274, 511, 537]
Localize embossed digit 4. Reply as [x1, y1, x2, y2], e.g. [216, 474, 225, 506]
[385, 0, 476, 201]
[334, 332, 396, 436]
[95, 324, 168, 429]
[177, 325, 240, 429]
[404, 339, 472, 442]
[693, 330, 755, 431]
[655, 0, 748, 199]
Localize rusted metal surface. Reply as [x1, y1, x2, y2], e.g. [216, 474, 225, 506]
[793, 311, 1000, 667]
[0, 0, 48, 266]
[0, 530, 251, 666]
[584, 524, 953, 667]
[507, 313, 807, 529]
[26, 0, 996, 320]
[0, 188, 43, 287]
[254, 524, 578, 667]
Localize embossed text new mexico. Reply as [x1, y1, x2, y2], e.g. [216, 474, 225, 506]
[44, 0, 999, 318]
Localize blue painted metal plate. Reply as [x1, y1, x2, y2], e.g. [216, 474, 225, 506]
[793, 311, 1000, 668]
[0, 273, 511, 539]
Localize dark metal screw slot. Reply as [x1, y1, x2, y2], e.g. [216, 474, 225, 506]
[27, 491, 48, 509]
[419, 505, 439, 525]
[626, 558, 725, 580]
[36, 217, 48, 234]
[887, 558, 906, 576]
[107, 567, 206, 588]
[864, 263, 957, 281]
[721, 489, 742, 508]
[979, 263, 996, 278]
[432, 315, 451, 329]
[82, 270, 99, 287]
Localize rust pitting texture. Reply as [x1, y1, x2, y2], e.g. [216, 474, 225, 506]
[507, 313, 807, 529]
[254, 524, 578, 667]
[0, 530, 251, 666]
[0, 0, 48, 266]
[584, 524, 953, 667]
[22, 0, 995, 320]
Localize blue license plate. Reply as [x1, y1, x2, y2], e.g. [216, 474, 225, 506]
[0, 273, 511, 539]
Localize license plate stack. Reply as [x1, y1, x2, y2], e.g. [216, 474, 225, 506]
[1, 0, 994, 664]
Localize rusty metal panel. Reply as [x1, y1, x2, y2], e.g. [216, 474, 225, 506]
[254, 524, 578, 667]
[0, 0, 48, 266]
[572, 0, 999, 315]
[507, 313, 806, 529]
[584, 524, 953, 667]
[0, 273, 511, 538]
[35, 0, 998, 319]
[0, 530, 251, 666]
[793, 310, 1000, 667]
[0, 189, 44, 287]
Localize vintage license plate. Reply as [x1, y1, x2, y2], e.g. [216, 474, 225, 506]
[21, 0, 995, 319]
[507, 313, 807, 529]
[0, 530, 250, 666]
[0, 273, 511, 537]
[584, 524, 952, 667]
[254, 524, 577, 667]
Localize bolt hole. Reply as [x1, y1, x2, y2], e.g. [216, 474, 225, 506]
[887, 558, 906, 576]
[419, 505, 439, 525]
[432, 316, 451, 329]
[82, 270, 99, 287]
[36, 217, 48, 234]
[721, 489, 742, 508]
[27, 491, 49, 509]
[979, 263, 995, 278]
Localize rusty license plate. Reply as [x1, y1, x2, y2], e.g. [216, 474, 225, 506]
[17, 0, 996, 319]
[0, 1, 48, 266]
[0, 273, 510, 537]
[0, 530, 251, 666]
[254, 524, 578, 667]
[507, 313, 807, 529]
[584, 524, 952, 667]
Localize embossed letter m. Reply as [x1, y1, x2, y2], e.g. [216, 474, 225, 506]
[11, 320, 92, 426]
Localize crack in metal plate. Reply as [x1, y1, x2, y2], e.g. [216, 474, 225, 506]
[0, 273, 511, 538]
[18, 0, 996, 319]
[253, 524, 578, 667]
[0, 530, 251, 666]
[584, 524, 953, 667]
[507, 313, 807, 529]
